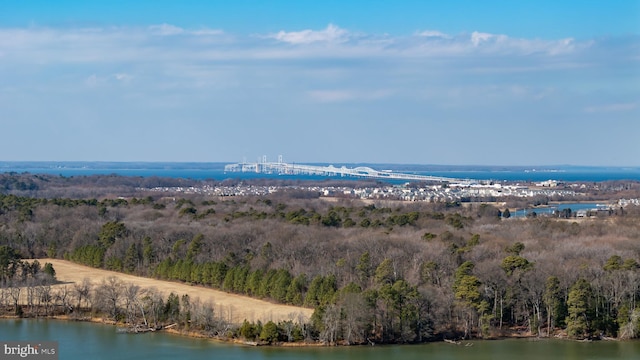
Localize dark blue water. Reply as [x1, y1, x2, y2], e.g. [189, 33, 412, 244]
[1, 319, 639, 360]
[1, 162, 639, 182]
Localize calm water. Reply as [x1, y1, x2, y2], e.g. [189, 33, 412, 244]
[1, 319, 638, 360]
[511, 203, 608, 218]
[1, 162, 639, 182]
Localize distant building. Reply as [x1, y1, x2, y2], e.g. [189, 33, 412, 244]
[535, 180, 558, 187]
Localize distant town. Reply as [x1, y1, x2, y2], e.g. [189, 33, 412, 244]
[142, 176, 640, 217]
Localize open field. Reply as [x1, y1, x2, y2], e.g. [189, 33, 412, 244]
[38, 259, 313, 325]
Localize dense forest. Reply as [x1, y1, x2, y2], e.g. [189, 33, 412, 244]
[1, 173, 640, 344]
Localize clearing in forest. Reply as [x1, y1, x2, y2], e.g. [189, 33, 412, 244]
[39, 259, 313, 325]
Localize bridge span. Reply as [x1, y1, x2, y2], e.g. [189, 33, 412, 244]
[224, 161, 464, 183]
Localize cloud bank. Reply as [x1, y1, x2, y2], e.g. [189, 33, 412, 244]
[0, 24, 638, 165]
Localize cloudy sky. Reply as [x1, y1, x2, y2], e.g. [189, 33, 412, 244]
[1, 1, 638, 166]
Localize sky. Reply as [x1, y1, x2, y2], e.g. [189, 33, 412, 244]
[1, 1, 639, 166]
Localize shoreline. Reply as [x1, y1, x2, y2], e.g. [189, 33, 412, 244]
[4, 313, 617, 347]
[0, 313, 317, 346]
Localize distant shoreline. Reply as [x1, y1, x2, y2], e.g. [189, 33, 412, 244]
[1, 161, 639, 183]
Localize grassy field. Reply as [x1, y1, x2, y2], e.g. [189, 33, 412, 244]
[39, 259, 313, 325]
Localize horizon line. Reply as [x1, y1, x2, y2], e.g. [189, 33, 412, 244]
[1, 160, 639, 169]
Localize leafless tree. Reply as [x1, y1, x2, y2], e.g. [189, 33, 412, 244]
[53, 285, 72, 314]
[123, 283, 143, 326]
[320, 304, 341, 345]
[140, 287, 164, 329]
[94, 276, 124, 321]
[73, 278, 93, 313]
[340, 292, 369, 344]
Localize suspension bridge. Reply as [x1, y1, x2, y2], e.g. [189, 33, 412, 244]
[224, 156, 465, 183]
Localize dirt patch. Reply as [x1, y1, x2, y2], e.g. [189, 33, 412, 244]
[39, 259, 313, 325]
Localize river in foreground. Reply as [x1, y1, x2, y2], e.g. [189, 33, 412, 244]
[1, 319, 638, 360]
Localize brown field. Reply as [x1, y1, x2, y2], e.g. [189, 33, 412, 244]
[38, 259, 313, 325]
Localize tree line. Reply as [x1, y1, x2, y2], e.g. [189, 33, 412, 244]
[1, 175, 640, 343]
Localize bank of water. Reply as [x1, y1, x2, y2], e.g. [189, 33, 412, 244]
[1, 319, 638, 360]
[510, 202, 608, 218]
[2, 162, 640, 183]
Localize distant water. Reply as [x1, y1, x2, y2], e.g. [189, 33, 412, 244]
[1, 162, 639, 182]
[1, 319, 639, 360]
[511, 203, 607, 218]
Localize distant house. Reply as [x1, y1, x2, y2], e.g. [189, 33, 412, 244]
[535, 180, 558, 187]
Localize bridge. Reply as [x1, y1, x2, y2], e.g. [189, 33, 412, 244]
[224, 159, 465, 183]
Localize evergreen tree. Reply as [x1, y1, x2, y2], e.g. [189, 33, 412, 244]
[239, 320, 258, 340]
[142, 237, 155, 267]
[164, 292, 180, 322]
[124, 243, 139, 274]
[0, 245, 22, 282]
[543, 276, 565, 333]
[98, 221, 128, 248]
[286, 273, 307, 305]
[43, 262, 56, 280]
[566, 278, 592, 339]
[356, 251, 372, 285]
[453, 261, 482, 338]
[260, 321, 279, 343]
[270, 269, 292, 302]
[374, 258, 395, 285]
[186, 234, 204, 261]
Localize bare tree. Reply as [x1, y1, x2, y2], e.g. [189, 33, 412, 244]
[94, 276, 124, 321]
[140, 287, 164, 329]
[123, 283, 142, 327]
[340, 292, 369, 344]
[36, 284, 53, 316]
[53, 285, 72, 314]
[73, 278, 93, 315]
[7, 282, 22, 315]
[320, 304, 341, 345]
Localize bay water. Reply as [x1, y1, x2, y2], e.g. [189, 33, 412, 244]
[1, 162, 640, 182]
[1, 319, 638, 360]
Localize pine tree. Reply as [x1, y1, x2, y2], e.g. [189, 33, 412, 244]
[260, 321, 279, 343]
[356, 251, 372, 285]
[566, 278, 592, 339]
[124, 243, 138, 274]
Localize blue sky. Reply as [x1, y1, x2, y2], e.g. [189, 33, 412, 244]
[1, 1, 638, 165]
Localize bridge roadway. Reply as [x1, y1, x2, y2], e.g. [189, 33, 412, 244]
[224, 162, 462, 183]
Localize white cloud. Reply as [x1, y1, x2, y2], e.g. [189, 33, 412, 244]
[83, 73, 133, 87]
[0, 24, 605, 67]
[149, 23, 185, 36]
[191, 29, 224, 36]
[114, 73, 133, 83]
[470, 31, 508, 46]
[0, 23, 633, 96]
[148, 24, 224, 37]
[1, 23, 637, 165]
[584, 103, 637, 113]
[270, 24, 348, 44]
[463, 31, 581, 57]
[308, 89, 393, 103]
[416, 30, 450, 39]
[308, 90, 353, 102]
[85, 74, 102, 87]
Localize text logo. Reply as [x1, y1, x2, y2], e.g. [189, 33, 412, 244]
[1, 342, 57, 360]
